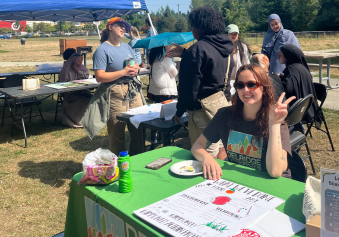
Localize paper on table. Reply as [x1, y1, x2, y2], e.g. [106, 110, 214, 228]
[44, 84, 66, 89]
[230, 209, 305, 237]
[134, 179, 285, 237]
[122, 103, 163, 115]
[73, 79, 99, 84]
[130, 112, 160, 128]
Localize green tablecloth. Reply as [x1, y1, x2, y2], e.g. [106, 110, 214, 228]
[64, 146, 306, 237]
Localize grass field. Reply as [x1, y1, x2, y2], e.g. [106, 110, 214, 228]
[0, 36, 339, 236]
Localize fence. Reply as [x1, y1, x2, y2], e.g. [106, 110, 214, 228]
[244, 31, 339, 44]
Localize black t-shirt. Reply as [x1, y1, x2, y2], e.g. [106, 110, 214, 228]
[203, 107, 291, 176]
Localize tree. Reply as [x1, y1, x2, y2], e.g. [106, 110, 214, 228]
[314, 0, 339, 30]
[156, 5, 176, 33]
[189, 0, 204, 10]
[293, 0, 319, 31]
[25, 25, 33, 33]
[175, 16, 188, 32]
[221, 0, 250, 33]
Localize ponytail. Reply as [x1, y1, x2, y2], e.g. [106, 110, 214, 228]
[100, 27, 110, 44]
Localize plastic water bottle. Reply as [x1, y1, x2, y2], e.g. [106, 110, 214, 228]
[118, 151, 132, 193]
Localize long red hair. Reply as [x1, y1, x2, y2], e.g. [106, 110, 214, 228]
[229, 64, 275, 139]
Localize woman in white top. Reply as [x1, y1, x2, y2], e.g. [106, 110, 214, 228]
[148, 45, 178, 147]
[224, 24, 251, 101]
[148, 45, 178, 103]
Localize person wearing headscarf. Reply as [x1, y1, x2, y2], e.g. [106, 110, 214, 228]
[224, 24, 251, 101]
[262, 14, 300, 75]
[279, 44, 318, 123]
[59, 53, 91, 128]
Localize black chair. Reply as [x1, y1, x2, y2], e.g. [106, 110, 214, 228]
[54, 93, 64, 122]
[1, 74, 44, 128]
[285, 94, 315, 175]
[289, 150, 308, 183]
[305, 83, 335, 151]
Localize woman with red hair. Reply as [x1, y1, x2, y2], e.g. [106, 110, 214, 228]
[191, 65, 295, 180]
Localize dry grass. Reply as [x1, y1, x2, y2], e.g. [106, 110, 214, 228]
[0, 37, 130, 62]
[0, 37, 339, 236]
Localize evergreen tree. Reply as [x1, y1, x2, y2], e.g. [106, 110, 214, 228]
[221, 0, 250, 33]
[175, 16, 188, 32]
[314, 0, 339, 30]
[293, 0, 319, 31]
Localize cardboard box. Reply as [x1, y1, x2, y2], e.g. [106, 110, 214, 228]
[306, 215, 321, 237]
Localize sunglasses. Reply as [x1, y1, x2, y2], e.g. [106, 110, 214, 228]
[234, 81, 260, 90]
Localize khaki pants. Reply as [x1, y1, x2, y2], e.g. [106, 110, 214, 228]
[107, 84, 144, 156]
[188, 109, 220, 157]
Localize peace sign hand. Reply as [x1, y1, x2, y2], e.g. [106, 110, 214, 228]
[269, 92, 296, 125]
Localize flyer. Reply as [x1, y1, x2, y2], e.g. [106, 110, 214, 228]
[321, 168, 339, 237]
[134, 179, 285, 237]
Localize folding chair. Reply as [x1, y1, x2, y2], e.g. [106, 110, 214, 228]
[54, 93, 64, 122]
[1, 74, 44, 128]
[305, 83, 335, 151]
[289, 150, 308, 183]
[285, 94, 315, 175]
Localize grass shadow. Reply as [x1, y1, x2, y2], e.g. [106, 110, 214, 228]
[69, 135, 109, 152]
[18, 160, 82, 188]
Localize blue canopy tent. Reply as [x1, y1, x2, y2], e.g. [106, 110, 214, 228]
[0, 0, 156, 37]
[0, 0, 148, 22]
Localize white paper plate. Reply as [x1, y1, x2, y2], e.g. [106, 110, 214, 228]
[170, 160, 203, 176]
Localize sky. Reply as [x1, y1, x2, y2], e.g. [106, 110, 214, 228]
[145, 0, 191, 14]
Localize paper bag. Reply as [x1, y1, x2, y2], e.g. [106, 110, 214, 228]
[160, 101, 177, 120]
[303, 176, 321, 223]
[23, 78, 40, 91]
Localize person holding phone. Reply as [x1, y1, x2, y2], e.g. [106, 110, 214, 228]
[81, 17, 144, 156]
[191, 65, 295, 180]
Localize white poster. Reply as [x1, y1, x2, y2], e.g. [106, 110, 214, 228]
[321, 168, 339, 237]
[134, 179, 284, 236]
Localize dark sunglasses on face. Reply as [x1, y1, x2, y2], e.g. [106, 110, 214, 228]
[234, 81, 260, 90]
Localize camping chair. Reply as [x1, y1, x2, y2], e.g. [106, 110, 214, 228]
[289, 150, 308, 183]
[304, 83, 335, 151]
[54, 93, 64, 122]
[1, 74, 44, 128]
[285, 94, 315, 175]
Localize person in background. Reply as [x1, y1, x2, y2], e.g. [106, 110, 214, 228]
[59, 53, 91, 128]
[279, 44, 318, 125]
[191, 65, 295, 180]
[262, 14, 300, 75]
[165, 6, 234, 158]
[81, 17, 144, 156]
[124, 26, 142, 65]
[252, 53, 285, 102]
[145, 17, 158, 68]
[224, 24, 251, 102]
[148, 45, 178, 147]
[20, 38, 25, 45]
[63, 48, 76, 61]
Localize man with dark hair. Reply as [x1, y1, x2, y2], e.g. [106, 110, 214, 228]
[145, 17, 158, 67]
[165, 5, 234, 157]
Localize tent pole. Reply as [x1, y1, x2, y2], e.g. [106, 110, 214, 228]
[146, 11, 157, 35]
[95, 23, 101, 39]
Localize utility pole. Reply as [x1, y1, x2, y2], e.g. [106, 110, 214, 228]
[176, 4, 180, 15]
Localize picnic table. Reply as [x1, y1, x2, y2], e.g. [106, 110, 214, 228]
[63, 146, 306, 237]
[304, 52, 339, 89]
[116, 113, 188, 151]
[0, 82, 99, 148]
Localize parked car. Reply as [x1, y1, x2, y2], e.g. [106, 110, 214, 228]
[40, 34, 50, 37]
